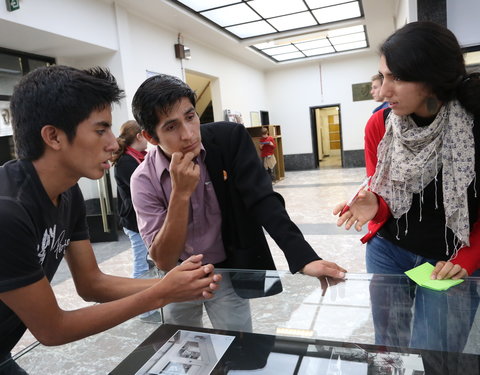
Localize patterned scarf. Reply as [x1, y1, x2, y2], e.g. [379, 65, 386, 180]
[370, 100, 475, 250]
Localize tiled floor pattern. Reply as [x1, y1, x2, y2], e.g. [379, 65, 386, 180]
[319, 149, 342, 169]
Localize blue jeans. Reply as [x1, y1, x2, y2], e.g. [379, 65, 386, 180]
[366, 234, 438, 275]
[123, 228, 150, 279]
[367, 234, 479, 352]
[123, 228, 155, 318]
[161, 272, 252, 332]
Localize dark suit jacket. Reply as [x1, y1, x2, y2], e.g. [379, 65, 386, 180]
[114, 154, 140, 232]
[201, 122, 320, 274]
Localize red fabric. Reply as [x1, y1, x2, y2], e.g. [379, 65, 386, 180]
[450, 214, 480, 275]
[361, 109, 391, 243]
[360, 108, 480, 274]
[364, 109, 386, 177]
[125, 146, 146, 164]
[259, 136, 276, 157]
[360, 193, 391, 244]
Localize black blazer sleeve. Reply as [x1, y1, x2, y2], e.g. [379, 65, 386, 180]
[114, 154, 140, 232]
[203, 122, 320, 273]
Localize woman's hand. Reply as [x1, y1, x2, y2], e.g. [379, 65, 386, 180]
[333, 190, 379, 231]
[431, 261, 468, 280]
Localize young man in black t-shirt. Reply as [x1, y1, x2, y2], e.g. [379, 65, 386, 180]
[0, 66, 221, 374]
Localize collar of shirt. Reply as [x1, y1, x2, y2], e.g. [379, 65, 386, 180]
[149, 144, 226, 264]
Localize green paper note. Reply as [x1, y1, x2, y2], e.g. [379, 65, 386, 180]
[405, 262, 464, 291]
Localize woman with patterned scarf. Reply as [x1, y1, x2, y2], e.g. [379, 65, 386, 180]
[334, 21, 480, 355]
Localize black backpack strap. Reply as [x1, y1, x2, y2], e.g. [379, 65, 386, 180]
[383, 107, 392, 123]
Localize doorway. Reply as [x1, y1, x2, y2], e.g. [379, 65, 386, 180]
[260, 110, 270, 125]
[310, 105, 343, 169]
[185, 70, 223, 123]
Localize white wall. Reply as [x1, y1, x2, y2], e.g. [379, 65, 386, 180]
[118, 8, 268, 126]
[447, 0, 480, 48]
[394, 0, 417, 29]
[0, 0, 118, 51]
[265, 53, 380, 155]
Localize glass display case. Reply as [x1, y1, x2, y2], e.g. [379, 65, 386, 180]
[7, 269, 480, 374]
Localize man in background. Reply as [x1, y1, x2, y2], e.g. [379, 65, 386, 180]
[370, 74, 388, 113]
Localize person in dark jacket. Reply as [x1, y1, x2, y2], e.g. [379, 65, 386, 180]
[130, 74, 346, 329]
[113, 120, 159, 323]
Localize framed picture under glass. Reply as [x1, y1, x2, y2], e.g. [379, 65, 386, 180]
[351, 82, 372, 102]
[250, 111, 261, 127]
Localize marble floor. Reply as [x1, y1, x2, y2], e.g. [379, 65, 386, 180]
[11, 167, 371, 372]
[319, 149, 342, 169]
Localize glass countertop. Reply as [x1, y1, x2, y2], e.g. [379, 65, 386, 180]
[7, 269, 480, 374]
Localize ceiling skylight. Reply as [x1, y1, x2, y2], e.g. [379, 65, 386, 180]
[312, 2, 361, 23]
[201, 3, 260, 26]
[226, 21, 276, 39]
[170, 0, 367, 63]
[252, 25, 367, 62]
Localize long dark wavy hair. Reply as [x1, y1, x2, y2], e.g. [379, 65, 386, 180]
[381, 21, 480, 116]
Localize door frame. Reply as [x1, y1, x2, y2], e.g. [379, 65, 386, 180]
[309, 104, 343, 168]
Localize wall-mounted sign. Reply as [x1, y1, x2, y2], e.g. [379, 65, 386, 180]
[6, 0, 19, 12]
[351, 82, 372, 102]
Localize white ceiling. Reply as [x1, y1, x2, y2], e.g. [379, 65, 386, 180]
[0, 0, 397, 70]
[112, 0, 397, 70]
[170, 0, 369, 63]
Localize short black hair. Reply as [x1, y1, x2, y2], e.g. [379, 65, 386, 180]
[10, 65, 124, 160]
[132, 74, 196, 139]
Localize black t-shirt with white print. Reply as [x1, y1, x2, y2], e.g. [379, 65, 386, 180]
[0, 160, 89, 357]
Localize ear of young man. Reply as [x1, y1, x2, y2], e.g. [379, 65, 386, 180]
[142, 129, 158, 146]
[40, 125, 66, 151]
